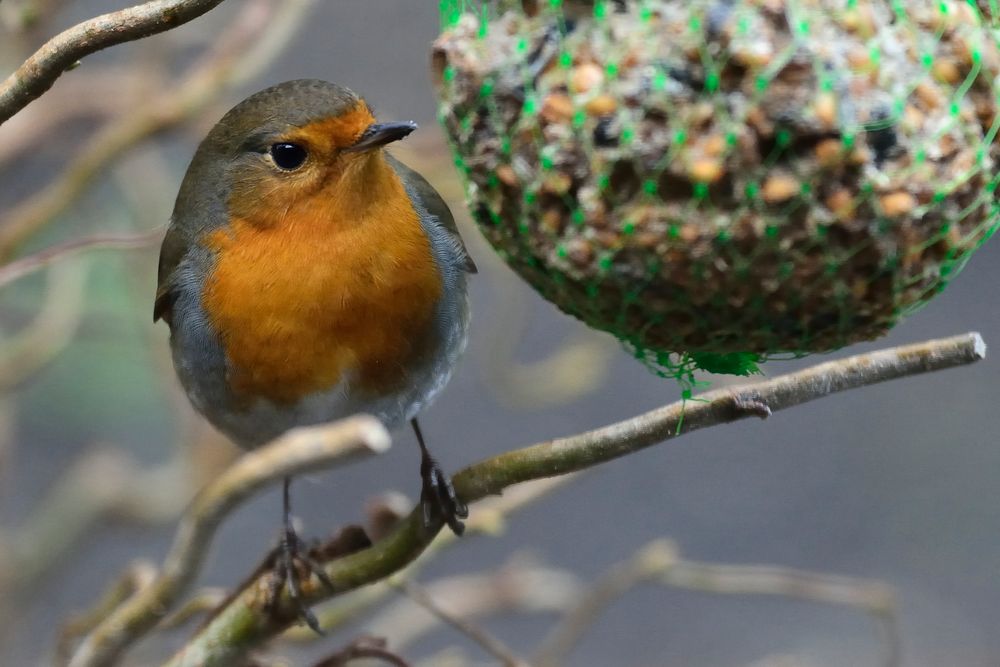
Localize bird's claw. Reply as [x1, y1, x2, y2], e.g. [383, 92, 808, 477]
[420, 455, 468, 536]
[267, 527, 335, 635]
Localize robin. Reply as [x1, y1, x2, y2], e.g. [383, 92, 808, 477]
[153, 79, 475, 629]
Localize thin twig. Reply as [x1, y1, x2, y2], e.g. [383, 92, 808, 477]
[396, 581, 531, 667]
[310, 636, 411, 667]
[56, 561, 158, 665]
[0, 66, 151, 167]
[157, 588, 229, 630]
[160, 332, 985, 667]
[0, 447, 172, 590]
[0, 0, 230, 125]
[533, 540, 680, 667]
[0, 261, 88, 390]
[67, 415, 391, 667]
[664, 561, 895, 609]
[364, 560, 579, 651]
[662, 561, 899, 667]
[534, 540, 898, 667]
[0, 0, 316, 259]
[0, 425, 232, 599]
[0, 228, 161, 288]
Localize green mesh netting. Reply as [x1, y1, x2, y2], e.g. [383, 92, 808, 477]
[434, 0, 1000, 384]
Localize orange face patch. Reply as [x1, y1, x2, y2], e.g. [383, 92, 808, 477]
[292, 102, 376, 151]
[226, 102, 380, 229]
[202, 150, 442, 405]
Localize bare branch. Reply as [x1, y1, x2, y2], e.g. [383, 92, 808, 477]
[162, 332, 985, 666]
[56, 561, 157, 665]
[0, 228, 161, 288]
[396, 581, 530, 667]
[310, 636, 411, 667]
[0, 447, 168, 590]
[66, 416, 391, 667]
[0, 261, 88, 390]
[456, 332, 986, 500]
[662, 560, 895, 610]
[367, 561, 580, 652]
[156, 588, 229, 630]
[0, 424, 235, 600]
[0, 66, 148, 167]
[0, 0, 229, 125]
[661, 561, 899, 667]
[534, 540, 680, 667]
[0, 0, 317, 259]
[534, 540, 898, 667]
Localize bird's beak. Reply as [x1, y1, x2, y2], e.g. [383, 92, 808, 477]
[345, 120, 418, 152]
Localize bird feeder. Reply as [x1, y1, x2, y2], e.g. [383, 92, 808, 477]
[433, 0, 1000, 379]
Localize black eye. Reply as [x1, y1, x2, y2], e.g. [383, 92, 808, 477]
[269, 142, 307, 170]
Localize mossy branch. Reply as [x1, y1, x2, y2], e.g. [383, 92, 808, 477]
[147, 332, 985, 667]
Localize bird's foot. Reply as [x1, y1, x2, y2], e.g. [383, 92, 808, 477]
[267, 525, 336, 635]
[419, 454, 468, 536]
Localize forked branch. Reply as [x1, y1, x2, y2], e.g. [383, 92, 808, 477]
[67, 416, 391, 667]
[69, 332, 985, 667]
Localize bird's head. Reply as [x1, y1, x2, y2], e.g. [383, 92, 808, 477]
[192, 79, 417, 227]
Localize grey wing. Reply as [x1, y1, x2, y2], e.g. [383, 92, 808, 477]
[388, 154, 477, 274]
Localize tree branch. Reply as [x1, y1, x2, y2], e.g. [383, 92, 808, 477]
[0, 0, 316, 260]
[534, 539, 898, 667]
[364, 560, 580, 653]
[280, 476, 575, 641]
[0, 228, 161, 288]
[66, 416, 391, 667]
[161, 332, 985, 667]
[0, 0, 229, 126]
[0, 261, 88, 390]
[0, 66, 146, 168]
[310, 636, 411, 667]
[395, 581, 530, 667]
[56, 561, 157, 665]
[659, 560, 900, 667]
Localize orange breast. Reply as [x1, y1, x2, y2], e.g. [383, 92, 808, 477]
[201, 158, 442, 405]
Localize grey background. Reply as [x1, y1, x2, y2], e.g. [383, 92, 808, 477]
[1, 1, 999, 665]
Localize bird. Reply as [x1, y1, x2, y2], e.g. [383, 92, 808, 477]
[153, 79, 475, 630]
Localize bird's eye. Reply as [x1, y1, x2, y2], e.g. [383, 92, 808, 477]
[269, 143, 307, 170]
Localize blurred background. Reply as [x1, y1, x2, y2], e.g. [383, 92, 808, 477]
[1, 1, 999, 665]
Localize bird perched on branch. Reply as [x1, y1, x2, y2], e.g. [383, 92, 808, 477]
[153, 79, 475, 630]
